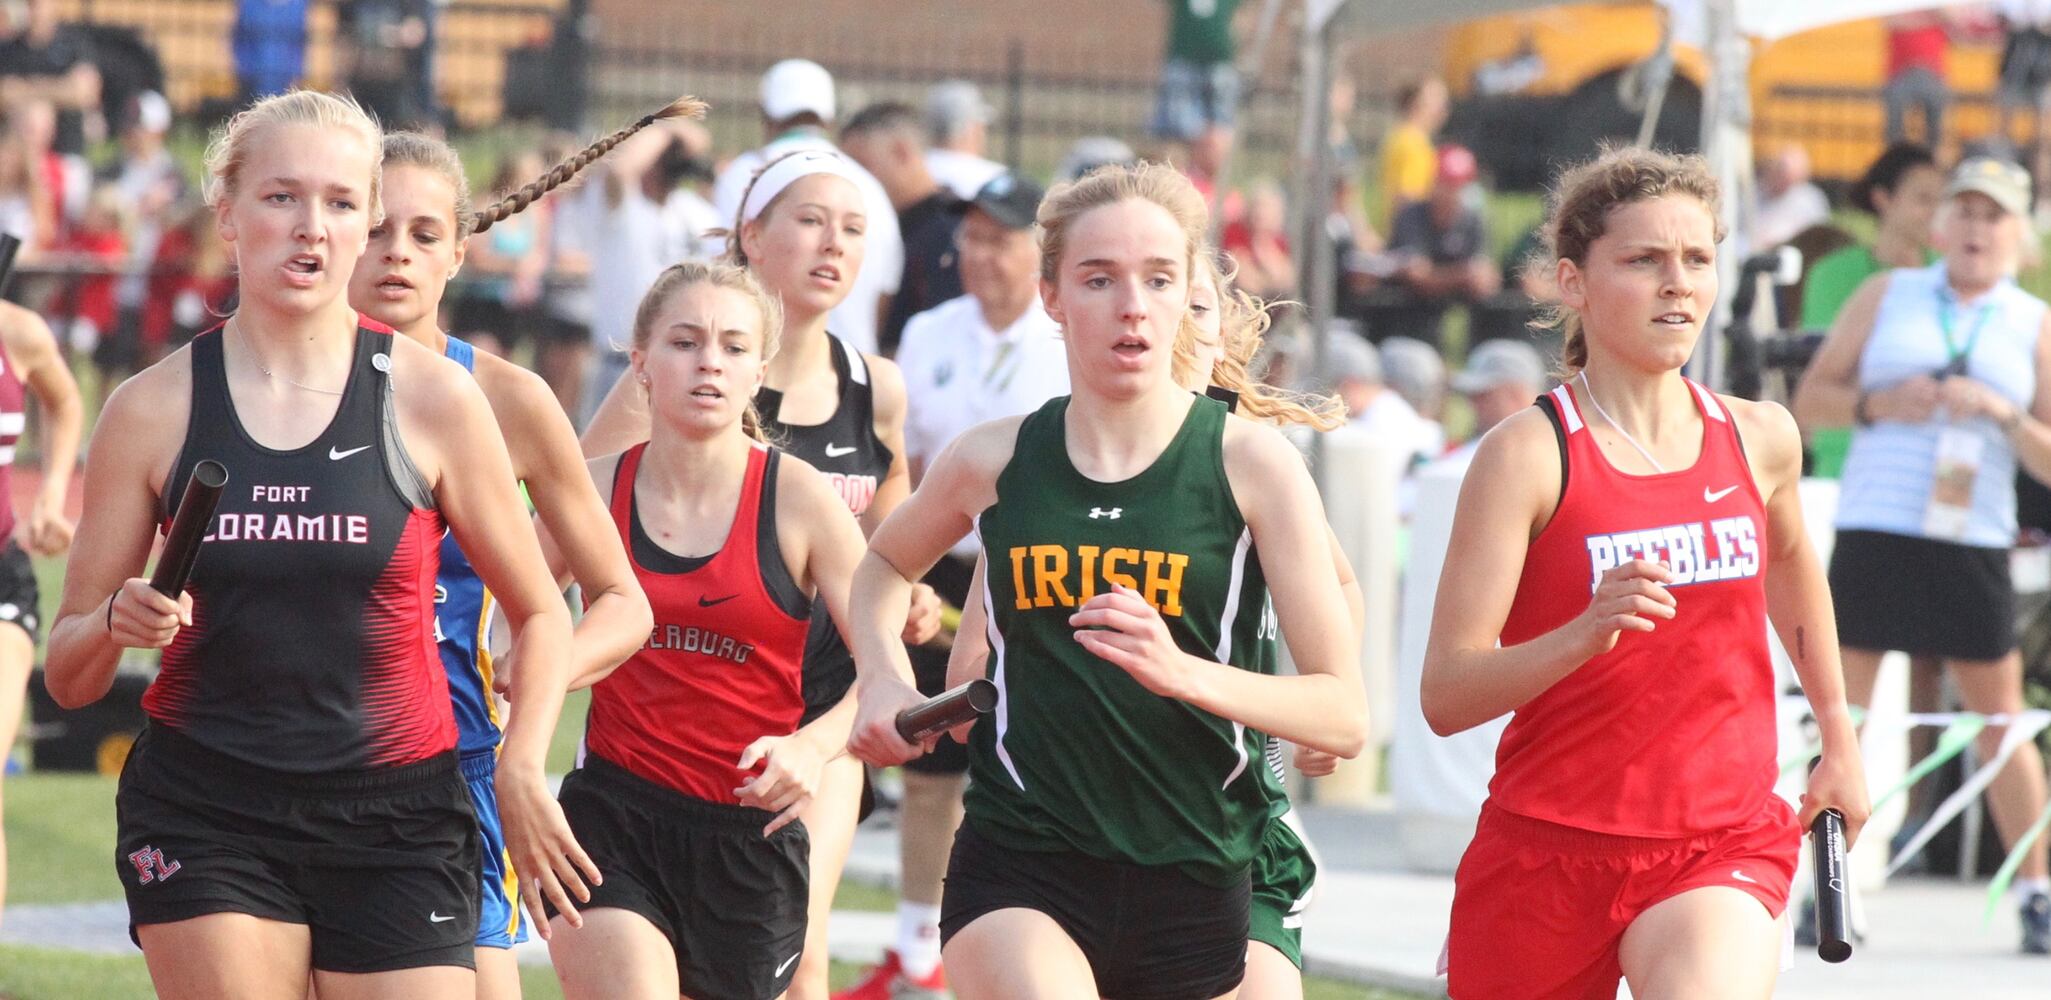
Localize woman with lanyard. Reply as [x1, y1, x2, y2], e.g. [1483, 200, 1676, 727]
[346, 119, 673, 997]
[1795, 155, 2051, 954]
[580, 148, 941, 1000]
[846, 162, 1367, 1000]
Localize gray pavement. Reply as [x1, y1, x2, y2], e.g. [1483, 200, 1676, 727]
[6, 804, 2046, 998]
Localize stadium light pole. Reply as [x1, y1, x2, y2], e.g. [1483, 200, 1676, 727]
[1298, 0, 1343, 486]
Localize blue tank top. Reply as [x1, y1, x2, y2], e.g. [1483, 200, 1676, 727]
[1836, 263, 2045, 548]
[435, 335, 503, 756]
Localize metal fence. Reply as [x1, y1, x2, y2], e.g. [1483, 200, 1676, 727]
[56, 0, 1317, 178]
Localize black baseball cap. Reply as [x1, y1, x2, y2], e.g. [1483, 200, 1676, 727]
[952, 171, 1045, 230]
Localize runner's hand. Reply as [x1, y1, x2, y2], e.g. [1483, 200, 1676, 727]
[497, 760, 600, 941]
[848, 674, 933, 766]
[1801, 748, 1872, 850]
[737, 734, 824, 836]
[108, 578, 189, 649]
[1070, 585, 1198, 700]
[1571, 560, 1675, 658]
[902, 583, 943, 645]
[25, 492, 73, 556]
[1292, 744, 1340, 777]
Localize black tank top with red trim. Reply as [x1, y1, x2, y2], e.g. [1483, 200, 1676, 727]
[585, 441, 813, 803]
[755, 333, 892, 721]
[148, 325, 452, 773]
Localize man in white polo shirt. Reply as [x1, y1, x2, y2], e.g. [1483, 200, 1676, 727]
[834, 170, 1068, 1000]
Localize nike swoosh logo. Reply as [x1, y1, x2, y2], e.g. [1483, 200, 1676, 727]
[1730, 869, 1758, 885]
[823, 444, 857, 458]
[1704, 485, 1739, 503]
[429, 911, 455, 923]
[699, 594, 738, 607]
[329, 445, 372, 461]
[775, 951, 801, 977]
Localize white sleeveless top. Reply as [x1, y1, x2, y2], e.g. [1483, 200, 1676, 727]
[1836, 263, 2045, 548]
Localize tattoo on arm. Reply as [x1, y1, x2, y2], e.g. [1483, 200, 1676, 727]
[1796, 625, 1806, 663]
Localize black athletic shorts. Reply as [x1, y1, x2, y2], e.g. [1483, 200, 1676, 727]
[0, 540, 40, 643]
[1829, 529, 2016, 662]
[939, 823, 1249, 1000]
[906, 553, 976, 776]
[553, 755, 810, 1000]
[114, 724, 479, 973]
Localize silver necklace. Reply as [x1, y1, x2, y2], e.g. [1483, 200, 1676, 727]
[1577, 370, 1666, 473]
[233, 320, 344, 396]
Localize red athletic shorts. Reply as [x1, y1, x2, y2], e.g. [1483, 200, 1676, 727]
[1444, 798, 1799, 1000]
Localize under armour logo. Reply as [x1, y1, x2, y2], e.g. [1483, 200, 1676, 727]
[128, 846, 182, 885]
[1088, 507, 1122, 519]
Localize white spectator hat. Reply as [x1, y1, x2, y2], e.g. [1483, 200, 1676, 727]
[1378, 336, 1447, 405]
[133, 90, 171, 134]
[1450, 339, 1547, 394]
[1322, 330, 1382, 386]
[925, 80, 991, 139]
[761, 59, 836, 123]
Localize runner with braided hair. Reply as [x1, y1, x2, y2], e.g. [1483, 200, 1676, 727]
[344, 97, 701, 999]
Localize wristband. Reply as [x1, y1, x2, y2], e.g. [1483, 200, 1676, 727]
[2003, 407, 2026, 435]
[105, 595, 116, 637]
[1853, 391, 1874, 427]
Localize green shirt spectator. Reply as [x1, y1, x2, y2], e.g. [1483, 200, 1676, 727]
[1802, 243, 1937, 331]
[1167, 0, 1240, 66]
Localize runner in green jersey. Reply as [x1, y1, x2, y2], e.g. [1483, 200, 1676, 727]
[846, 163, 1366, 1000]
[939, 249, 1361, 998]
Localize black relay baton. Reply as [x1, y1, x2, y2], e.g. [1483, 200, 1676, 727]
[0, 233, 23, 296]
[894, 679, 998, 744]
[150, 460, 228, 597]
[1811, 807, 1853, 963]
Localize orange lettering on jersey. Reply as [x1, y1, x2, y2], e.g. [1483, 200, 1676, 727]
[1102, 548, 1140, 592]
[1029, 545, 1074, 608]
[1009, 546, 1032, 611]
[1141, 550, 1189, 618]
[1009, 544, 1194, 617]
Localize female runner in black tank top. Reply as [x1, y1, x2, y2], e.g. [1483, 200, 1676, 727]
[45, 91, 596, 999]
[578, 149, 939, 1000]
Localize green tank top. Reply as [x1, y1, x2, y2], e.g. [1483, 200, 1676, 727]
[967, 394, 1274, 886]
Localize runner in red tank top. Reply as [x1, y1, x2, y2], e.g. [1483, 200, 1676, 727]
[540, 261, 870, 1000]
[1422, 148, 1870, 999]
[0, 299, 80, 921]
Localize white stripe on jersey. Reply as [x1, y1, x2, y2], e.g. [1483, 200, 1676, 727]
[1690, 379, 1728, 422]
[1214, 527, 1253, 790]
[974, 514, 1026, 791]
[1549, 385, 1584, 433]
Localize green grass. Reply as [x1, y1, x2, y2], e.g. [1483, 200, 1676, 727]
[2, 774, 117, 906]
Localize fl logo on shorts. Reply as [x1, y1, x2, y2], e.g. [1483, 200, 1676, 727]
[127, 845, 182, 885]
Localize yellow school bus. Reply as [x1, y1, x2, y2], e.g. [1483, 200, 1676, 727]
[1442, 2, 2008, 188]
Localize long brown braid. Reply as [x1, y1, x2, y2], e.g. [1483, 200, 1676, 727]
[468, 95, 708, 235]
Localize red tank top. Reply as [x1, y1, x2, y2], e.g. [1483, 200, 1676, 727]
[585, 442, 813, 804]
[1492, 379, 1782, 837]
[0, 343, 24, 542]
